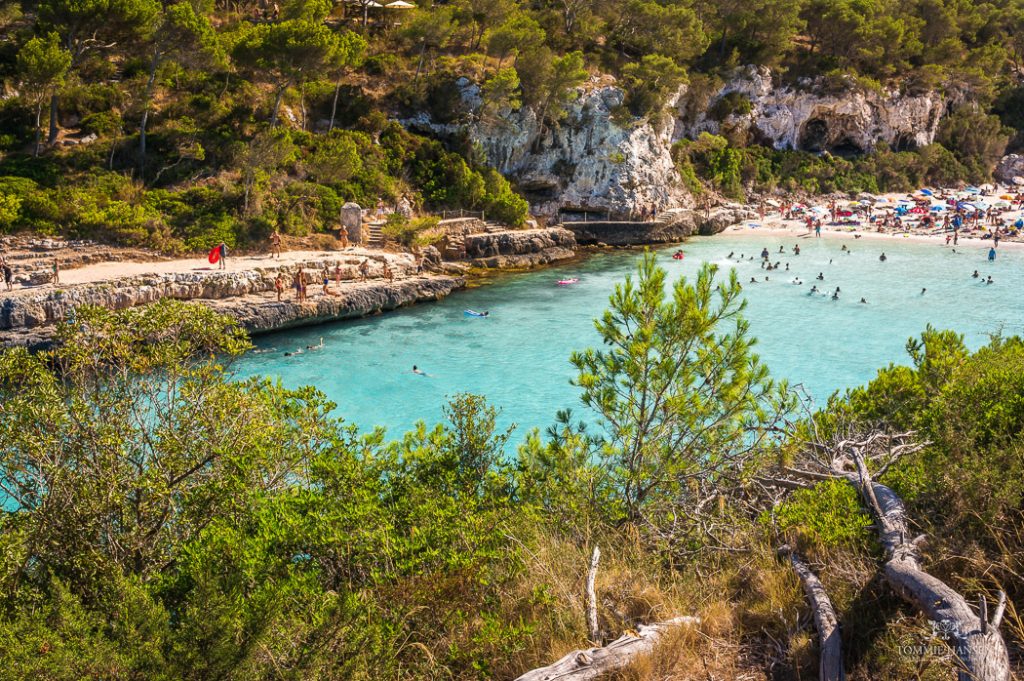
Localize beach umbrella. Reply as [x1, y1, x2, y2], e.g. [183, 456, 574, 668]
[1000, 194, 1014, 200]
[965, 186, 981, 194]
[765, 199, 780, 207]
[385, 0, 415, 7]
[918, 188, 933, 196]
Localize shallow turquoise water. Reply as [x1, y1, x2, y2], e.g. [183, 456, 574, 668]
[237, 234, 1023, 437]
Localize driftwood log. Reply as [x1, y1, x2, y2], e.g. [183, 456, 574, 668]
[779, 545, 844, 681]
[844, 452, 1011, 681]
[762, 432, 1012, 681]
[513, 617, 700, 681]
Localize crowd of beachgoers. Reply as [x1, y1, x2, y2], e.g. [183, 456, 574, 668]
[736, 184, 1024, 248]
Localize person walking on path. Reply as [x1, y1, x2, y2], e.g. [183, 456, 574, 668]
[270, 230, 282, 258]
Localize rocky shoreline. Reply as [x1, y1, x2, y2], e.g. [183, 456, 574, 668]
[0, 208, 762, 350]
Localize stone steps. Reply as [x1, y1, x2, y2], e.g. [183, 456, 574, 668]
[365, 224, 384, 248]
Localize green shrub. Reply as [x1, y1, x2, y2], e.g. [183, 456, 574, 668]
[771, 479, 873, 554]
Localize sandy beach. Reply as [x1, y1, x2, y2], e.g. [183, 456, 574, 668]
[723, 186, 1024, 250]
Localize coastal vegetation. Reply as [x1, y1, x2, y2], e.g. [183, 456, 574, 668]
[1, 256, 1021, 679]
[3, 0, 1024, 250]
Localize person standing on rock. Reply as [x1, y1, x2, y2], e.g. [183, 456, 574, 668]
[274, 273, 284, 301]
[2, 260, 12, 291]
[217, 242, 228, 270]
[52, 260, 60, 285]
[383, 262, 394, 282]
[359, 259, 369, 281]
[334, 263, 343, 287]
[270, 230, 282, 258]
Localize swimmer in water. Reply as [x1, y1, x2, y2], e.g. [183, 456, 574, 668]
[792, 277, 803, 285]
[728, 251, 734, 259]
[778, 246, 785, 254]
[986, 276, 994, 284]
[832, 287, 841, 300]
[879, 253, 887, 262]
[841, 244, 848, 252]
[860, 297, 867, 304]
[412, 365, 426, 375]
[829, 259, 833, 265]
[809, 285, 818, 294]
[306, 338, 324, 350]
[785, 263, 790, 271]
[750, 277, 758, 283]
[972, 270, 979, 278]
[816, 272, 824, 281]
[921, 288, 927, 295]
[793, 245, 800, 255]
[284, 349, 304, 357]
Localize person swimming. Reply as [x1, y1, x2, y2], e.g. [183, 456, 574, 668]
[306, 338, 324, 350]
[972, 270, 979, 278]
[284, 349, 304, 357]
[750, 277, 758, 283]
[809, 285, 818, 294]
[879, 253, 887, 262]
[816, 272, 824, 280]
[832, 287, 841, 300]
[793, 245, 800, 255]
[841, 244, 848, 252]
[728, 251, 734, 258]
[791, 277, 803, 285]
[785, 263, 790, 271]
[921, 288, 927, 295]
[412, 365, 426, 375]
[859, 297, 867, 304]
[778, 246, 785, 254]
[986, 276, 994, 284]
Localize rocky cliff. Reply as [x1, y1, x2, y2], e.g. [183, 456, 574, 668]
[407, 68, 947, 219]
[675, 65, 946, 154]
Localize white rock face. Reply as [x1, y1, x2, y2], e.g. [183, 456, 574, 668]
[472, 81, 689, 218]
[675, 65, 946, 153]
[405, 68, 947, 218]
[994, 154, 1024, 185]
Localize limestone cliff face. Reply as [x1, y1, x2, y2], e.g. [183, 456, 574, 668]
[674, 65, 946, 154]
[406, 68, 947, 219]
[470, 84, 689, 220]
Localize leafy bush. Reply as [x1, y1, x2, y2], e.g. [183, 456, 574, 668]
[771, 479, 873, 554]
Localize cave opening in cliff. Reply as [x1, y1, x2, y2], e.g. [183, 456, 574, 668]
[831, 137, 864, 156]
[799, 118, 830, 153]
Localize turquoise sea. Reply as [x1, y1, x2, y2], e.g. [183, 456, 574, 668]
[236, 233, 1023, 438]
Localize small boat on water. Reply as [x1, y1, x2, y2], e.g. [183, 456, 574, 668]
[464, 309, 489, 317]
[557, 278, 579, 285]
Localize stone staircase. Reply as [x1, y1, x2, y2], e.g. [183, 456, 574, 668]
[365, 223, 384, 248]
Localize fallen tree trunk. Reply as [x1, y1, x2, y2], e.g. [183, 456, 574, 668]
[780, 545, 844, 681]
[845, 453, 1010, 681]
[513, 617, 699, 681]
